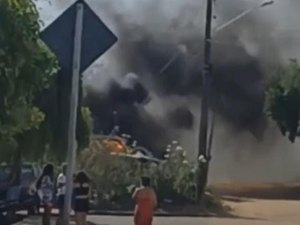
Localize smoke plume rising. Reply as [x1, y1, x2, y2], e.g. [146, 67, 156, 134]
[39, 0, 300, 182]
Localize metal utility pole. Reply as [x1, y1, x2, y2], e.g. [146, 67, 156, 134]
[63, 2, 84, 225]
[42, 3, 117, 223]
[197, 0, 213, 203]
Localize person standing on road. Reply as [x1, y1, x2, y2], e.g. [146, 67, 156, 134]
[36, 164, 54, 225]
[56, 164, 67, 225]
[73, 171, 91, 225]
[132, 177, 158, 225]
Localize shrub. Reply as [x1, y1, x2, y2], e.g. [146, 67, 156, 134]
[78, 138, 197, 208]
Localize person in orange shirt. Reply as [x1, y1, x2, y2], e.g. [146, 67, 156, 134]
[132, 177, 158, 225]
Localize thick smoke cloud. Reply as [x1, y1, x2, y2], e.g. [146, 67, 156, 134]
[82, 0, 299, 154]
[39, 0, 300, 181]
[81, 0, 278, 150]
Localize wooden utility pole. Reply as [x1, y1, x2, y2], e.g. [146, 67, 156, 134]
[197, 0, 213, 203]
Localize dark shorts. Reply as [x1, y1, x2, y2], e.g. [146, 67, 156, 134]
[0, 213, 9, 225]
[57, 195, 65, 211]
[73, 199, 89, 213]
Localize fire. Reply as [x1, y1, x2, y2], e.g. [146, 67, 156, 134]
[103, 137, 127, 153]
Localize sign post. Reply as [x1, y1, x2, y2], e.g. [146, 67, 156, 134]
[63, 3, 84, 225]
[41, 0, 117, 224]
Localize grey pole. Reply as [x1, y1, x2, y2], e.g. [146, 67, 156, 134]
[63, 3, 84, 225]
[197, 0, 213, 203]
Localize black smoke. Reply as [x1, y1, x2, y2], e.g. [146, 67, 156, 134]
[82, 0, 289, 155]
[84, 79, 170, 156]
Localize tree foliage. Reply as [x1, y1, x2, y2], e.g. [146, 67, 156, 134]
[267, 60, 300, 142]
[77, 107, 93, 150]
[13, 105, 93, 162]
[0, 0, 93, 162]
[0, 0, 58, 146]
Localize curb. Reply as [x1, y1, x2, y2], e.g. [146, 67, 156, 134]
[88, 210, 217, 217]
[34, 208, 221, 218]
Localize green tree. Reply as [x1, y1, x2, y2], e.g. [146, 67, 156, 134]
[0, 0, 58, 153]
[267, 60, 300, 142]
[0, 0, 93, 163]
[14, 105, 93, 162]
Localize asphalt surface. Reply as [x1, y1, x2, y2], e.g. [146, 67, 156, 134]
[86, 198, 300, 225]
[17, 211, 299, 225]
[16, 215, 284, 225]
[16, 196, 300, 225]
[16, 198, 300, 225]
[16, 183, 300, 225]
[88, 215, 295, 225]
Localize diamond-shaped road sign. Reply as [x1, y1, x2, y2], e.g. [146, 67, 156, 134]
[40, 0, 117, 73]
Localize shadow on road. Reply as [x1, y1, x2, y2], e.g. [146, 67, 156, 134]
[217, 213, 265, 221]
[210, 183, 300, 200]
[220, 196, 255, 203]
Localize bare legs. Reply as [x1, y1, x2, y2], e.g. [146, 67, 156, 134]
[42, 205, 52, 225]
[75, 212, 87, 225]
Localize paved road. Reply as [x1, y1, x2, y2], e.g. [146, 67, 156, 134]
[17, 214, 298, 225]
[87, 199, 300, 225]
[88, 215, 295, 225]
[17, 198, 300, 225]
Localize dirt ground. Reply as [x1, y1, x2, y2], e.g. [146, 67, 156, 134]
[212, 182, 300, 224]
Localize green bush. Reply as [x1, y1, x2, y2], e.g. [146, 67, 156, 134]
[267, 60, 300, 142]
[78, 139, 196, 208]
[153, 146, 196, 202]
